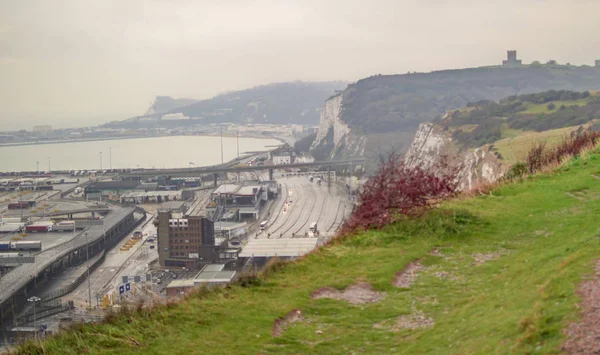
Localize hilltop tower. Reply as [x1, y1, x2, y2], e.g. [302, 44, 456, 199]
[502, 50, 522, 66]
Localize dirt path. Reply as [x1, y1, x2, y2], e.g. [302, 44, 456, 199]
[562, 260, 600, 353]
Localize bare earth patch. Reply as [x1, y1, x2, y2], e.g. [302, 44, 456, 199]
[562, 261, 600, 354]
[272, 309, 304, 337]
[311, 283, 386, 305]
[374, 309, 434, 331]
[429, 248, 444, 257]
[472, 252, 502, 265]
[393, 261, 426, 288]
[395, 310, 435, 330]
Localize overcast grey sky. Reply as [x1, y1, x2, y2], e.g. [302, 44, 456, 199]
[1, 0, 599, 130]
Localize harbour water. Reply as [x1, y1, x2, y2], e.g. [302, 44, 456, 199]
[0, 135, 281, 172]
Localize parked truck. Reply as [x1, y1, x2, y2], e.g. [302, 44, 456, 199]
[0, 240, 42, 251]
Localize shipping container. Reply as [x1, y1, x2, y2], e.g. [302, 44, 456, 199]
[0, 224, 23, 233]
[8, 202, 29, 210]
[62, 178, 79, 184]
[0, 217, 22, 223]
[0, 241, 11, 250]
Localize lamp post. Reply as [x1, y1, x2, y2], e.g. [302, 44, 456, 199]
[85, 232, 92, 309]
[99, 152, 103, 171]
[27, 296, 41, 332]
[109, 147, 112, 170]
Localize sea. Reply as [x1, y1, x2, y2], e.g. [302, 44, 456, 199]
[0, 135, 281, 172]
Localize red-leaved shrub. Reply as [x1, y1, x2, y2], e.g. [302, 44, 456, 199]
[526, 131, 600, 173]
[341, 154, 458, 234]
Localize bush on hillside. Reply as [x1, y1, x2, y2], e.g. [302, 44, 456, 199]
[342, 154, 458, 234]
[526, 131, 600, 173]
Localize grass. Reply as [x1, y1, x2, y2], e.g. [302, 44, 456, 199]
[494, 123, 594, 164]
[22, 150, 600, 354]
[520, 99, 589, 114]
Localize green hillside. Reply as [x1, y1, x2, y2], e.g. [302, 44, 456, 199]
[22, 149, 600, 354]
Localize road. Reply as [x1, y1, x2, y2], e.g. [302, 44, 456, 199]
[256, 176, 350, 240]
[64, 214, 158, 308]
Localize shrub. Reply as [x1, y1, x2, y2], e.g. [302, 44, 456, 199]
[547, 102, 556, 110]
[525, 131, 600, 173]
[341, 153, 458, 234]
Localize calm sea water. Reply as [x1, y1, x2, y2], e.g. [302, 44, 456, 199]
[0, 135, 281, 172]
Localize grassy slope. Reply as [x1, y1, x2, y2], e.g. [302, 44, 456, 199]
[29, 152, 600, 355]
[494, 124, 595, 163]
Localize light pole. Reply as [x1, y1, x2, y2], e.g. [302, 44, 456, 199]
[27, 296, 41, 333]
[109, 147, 112, 170]
[85, 232, 92, 309]
[99, 152, 103, 171]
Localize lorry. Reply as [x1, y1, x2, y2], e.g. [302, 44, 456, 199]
[259, 221, 268, 231]
[0, 240, 42, 251]
[309, 175, 313, 182]
[309, 222, 319, 236]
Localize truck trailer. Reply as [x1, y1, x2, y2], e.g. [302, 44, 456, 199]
[26, 224, 53, 233]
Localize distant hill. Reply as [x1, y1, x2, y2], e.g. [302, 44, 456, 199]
[341, 65, 600, 135]
[312, 64, 600, 161]
[144, 96, 198, 115]
[108, 81, 347, 128]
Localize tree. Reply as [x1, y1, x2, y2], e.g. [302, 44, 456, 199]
[547, 102, 556, 110]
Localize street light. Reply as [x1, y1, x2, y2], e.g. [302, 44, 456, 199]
[99, 152, 103, 171]
[27, 296, 41, 332]
[85, 232, 92, 308]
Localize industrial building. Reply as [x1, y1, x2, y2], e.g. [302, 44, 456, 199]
[207, 180, 267, 221]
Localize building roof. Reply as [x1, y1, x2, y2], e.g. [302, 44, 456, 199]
[165, 279, 196, 289]
[236, 185, 260, 196]
[213, 184, 241, 195]
[202, 264, 225, 272]
[239, 238, 318, 257]
[195, 270, 236, 283]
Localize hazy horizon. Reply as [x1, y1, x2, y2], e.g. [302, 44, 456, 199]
[2, 0, 600, 131]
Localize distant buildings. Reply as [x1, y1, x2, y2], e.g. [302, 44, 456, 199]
[502, 50, 522, 66]
[596, 59, 600, 68]
[273, 154, 292, 165]
[32, 125, 52, 133]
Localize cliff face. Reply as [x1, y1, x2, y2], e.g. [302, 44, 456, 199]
[404, 123, 508, 191]
[311, 94, 366, 160]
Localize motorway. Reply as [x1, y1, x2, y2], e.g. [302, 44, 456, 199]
[257, 176, 351, 240]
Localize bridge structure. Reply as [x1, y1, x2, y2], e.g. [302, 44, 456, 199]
[0, 206, 145, 329]
[122, 159, 365, 186]
[25, 207, 112, 219]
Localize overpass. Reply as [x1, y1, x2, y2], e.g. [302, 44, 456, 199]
[0, 206, 143, 329]
[121, 159, 365, 182]
[26, 207, 111, 219]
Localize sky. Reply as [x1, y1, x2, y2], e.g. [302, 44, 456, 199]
[1, 0, 600, 131]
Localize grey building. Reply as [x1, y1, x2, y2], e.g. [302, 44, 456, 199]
[502, 50, 522, 66]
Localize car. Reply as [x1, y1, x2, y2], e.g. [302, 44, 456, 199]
[155, 279, 162, 284]
[149, 245, 155, 249]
